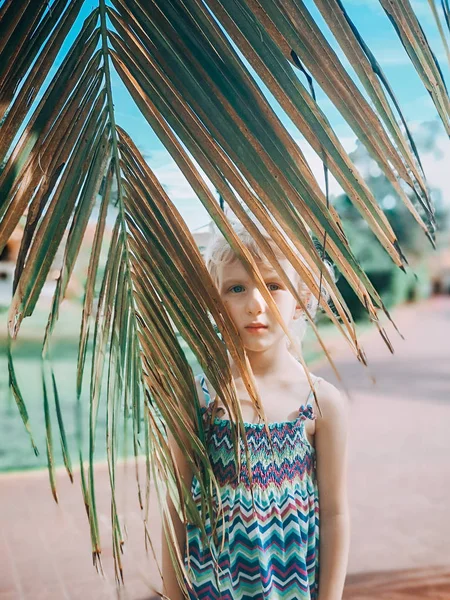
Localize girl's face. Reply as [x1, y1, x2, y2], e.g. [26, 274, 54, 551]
[217, 257, 303, 353]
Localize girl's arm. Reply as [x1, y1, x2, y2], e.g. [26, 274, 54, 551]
[162, 377, 205, 599]
[161, 428, 194, 600]
[314, 381, 351, 600]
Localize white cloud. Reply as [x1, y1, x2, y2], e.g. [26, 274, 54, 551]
[145, 152, 219, 231]
[418, 132, 450, 206]
[376, 47, 447, 67]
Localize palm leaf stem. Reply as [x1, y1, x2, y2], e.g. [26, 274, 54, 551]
[42, 360, 58, 503]
[76, 160, 114, 401]
[7, 333, 39, 455]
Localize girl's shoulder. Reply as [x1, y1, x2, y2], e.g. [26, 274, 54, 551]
[194, 371, 346, 425]
[310, 377, 348, 424]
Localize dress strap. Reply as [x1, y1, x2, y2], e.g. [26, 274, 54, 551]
[301, 377, 322, 420]
[196, 373, 213, 408]
[306, 377, 322, 402]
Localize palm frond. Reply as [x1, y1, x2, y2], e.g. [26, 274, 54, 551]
[427, 0, 450, 70]
[313, 0, 430, 196]
[0, 0, 447, 589]
[380, 0, 450, 135]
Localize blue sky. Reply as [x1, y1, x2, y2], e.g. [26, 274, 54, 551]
[44, 0, 450, 230]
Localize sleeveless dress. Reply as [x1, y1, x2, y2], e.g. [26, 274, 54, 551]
[185, 373, 320, 600]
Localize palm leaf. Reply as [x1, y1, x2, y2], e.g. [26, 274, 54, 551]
[443, 0, 450, 33]
[380, 0, 450, 135]
[428, 0, 450, 70]
[0, 0, 446, 588]
[42, 359, 58, 503]
[206, 0, 434, 234]
[312, 0, 430, 200]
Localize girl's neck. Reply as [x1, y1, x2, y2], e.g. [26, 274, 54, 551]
[232, 345, 304, 380]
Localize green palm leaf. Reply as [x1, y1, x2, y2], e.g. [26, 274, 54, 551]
[0, 0, 446, 587]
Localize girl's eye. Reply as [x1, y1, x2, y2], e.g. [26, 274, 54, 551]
[230, 285, 245, 293]
[229, 283, 281, 293]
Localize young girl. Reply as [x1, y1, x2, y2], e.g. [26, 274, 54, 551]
[162, 221, 350, 600]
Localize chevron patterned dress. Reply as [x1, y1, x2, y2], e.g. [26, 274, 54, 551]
[185, 374, 320, 599]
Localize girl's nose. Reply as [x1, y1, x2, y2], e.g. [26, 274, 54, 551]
[246, 288, 266, 315]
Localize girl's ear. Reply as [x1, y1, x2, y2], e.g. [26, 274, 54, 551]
[293, 290, 312, 320]
[293, 303, 303, 321]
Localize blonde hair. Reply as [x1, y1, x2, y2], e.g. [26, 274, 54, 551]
[203, 217, 333, 358]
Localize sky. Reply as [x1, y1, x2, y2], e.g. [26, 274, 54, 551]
[35, 0, 450, 231]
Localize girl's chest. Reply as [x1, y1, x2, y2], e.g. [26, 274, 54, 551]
[214, 389, 316, 449]
[206, 417, 316, 489]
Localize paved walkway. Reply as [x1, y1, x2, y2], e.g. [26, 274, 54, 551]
[1, 297, 449, 599]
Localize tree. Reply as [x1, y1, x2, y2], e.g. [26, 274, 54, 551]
[0, 0, 448, 591]
[333, 128, 449, 318]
